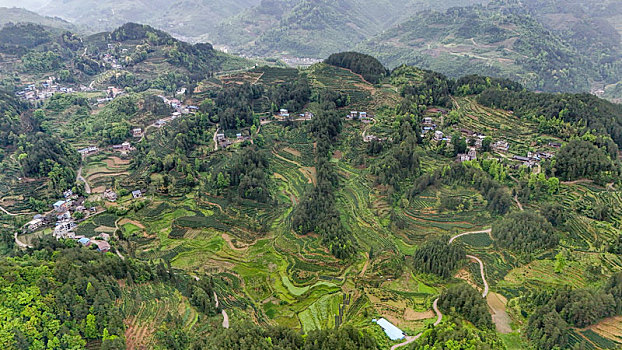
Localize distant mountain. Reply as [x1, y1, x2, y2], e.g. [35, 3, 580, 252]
[0, 0, 263, 37]
[212, 0, 490, 57]
[0, 7, 75, 30]
[356, 0, 622, 96]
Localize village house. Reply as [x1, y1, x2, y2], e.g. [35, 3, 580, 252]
[363, 135, 379, 143]
[112, 142, 132, 152]
[548, 142, 562, 148]
[492, 140, 509, 153]
[216, 133, 226, 142]
[78, 146, 99, 156]
[171, 112, 181, 119]
[434, 130, 444, 141]
[93, 240, 111, 253]
[53, 200, 69, 212]
[458, 149, 477, 162]
[103, 189, 118, 202]
[155, 120, 167, 128]
[63, 189, 73, 199]
[422, 117, 434, 125]
[513, 155, 535, 168]
[25, 218, 44, 231]
[100, 233, 110, 241]
[53, 221, 76, 239]
[132, 128, 142, 137]
[78, 237, 91, 247]
[348, 111, 358, 119]
[279, 109, 289, 117]
[57, 211, 71, 221]
[132, 190, 143, 199]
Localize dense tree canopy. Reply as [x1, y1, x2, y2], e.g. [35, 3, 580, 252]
[412, 237, 465, 278]
[325, 52, 389, 84]
[492, 210, 557, 254]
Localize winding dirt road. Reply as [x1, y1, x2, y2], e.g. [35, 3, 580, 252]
[77, 165, 91, 194]
[448, 229, 492, 244]
[449, 229, 490, 298]
[466, 255, 489, 297]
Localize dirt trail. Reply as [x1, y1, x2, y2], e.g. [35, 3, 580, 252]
[359, 253, 370, 277]
[467, 255, 489, 297]
[449, 228, 492, 244]
[432, 298, 442, 326]
[14, 232, 33, 249]
[514, 195, 524, 211]
[0, 205, 19, 216]
[222, 310, 229, 328]
[449, 230, 490, 298]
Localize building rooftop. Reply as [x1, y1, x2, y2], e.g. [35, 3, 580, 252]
[373, 318, 405, 341]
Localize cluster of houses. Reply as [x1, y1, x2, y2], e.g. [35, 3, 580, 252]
[112, 142, 133, 154]
[103, 188, 142, 202]
[276, 109, 314, 121]
[151, 95, 199, 128]
[216, 131, 251, 149]
[16, 76, 75, 101]
[96, 86, 126, 104]
[363, 134, 386, 143]
[512, 150, 555, 168]
[21, 189, 97, 241]
[78, 146, 99, 156]
[347, 111, 372, 123]
[102, 52, 123, 69]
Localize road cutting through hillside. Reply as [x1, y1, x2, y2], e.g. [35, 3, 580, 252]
[392, 229, 491, 349]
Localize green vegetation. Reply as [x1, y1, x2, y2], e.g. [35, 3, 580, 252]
[2, 24, 622, 349]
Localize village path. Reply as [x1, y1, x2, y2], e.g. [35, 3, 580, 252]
[0, 205, 19, 216]
[193, 275, 229, 328]
[213, 126, 219, 151]
[77, 163, 91, 194]
[448, 228, 492, 244]
[14, 232, 33, 249]
[432, 298, 442, 326]
[514, 195, 524, 211]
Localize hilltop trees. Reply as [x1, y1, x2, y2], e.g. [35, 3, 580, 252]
[325, 52, 389, 84]
[438, 284, 493, 328]
[554, 139, 616, 184]
[292, 109, 354, 259]
[492, 210, 557, 254]
[412, 237, 465, 278]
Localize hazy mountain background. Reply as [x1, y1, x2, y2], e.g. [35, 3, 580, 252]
[0, 0, 620, 99]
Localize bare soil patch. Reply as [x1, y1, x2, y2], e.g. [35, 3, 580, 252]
[487, 292, 512, 334]
[222, 233, 249, 251]
[283, 147, 301, 158]
[404, 309, 434, 321]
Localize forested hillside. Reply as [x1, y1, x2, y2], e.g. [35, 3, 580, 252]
[358, 0, 622, 96]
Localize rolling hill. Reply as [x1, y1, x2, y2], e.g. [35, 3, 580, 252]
[0, 7, 75, 30]
[212, 0, 490, 57]
[357, 0, 622, 97]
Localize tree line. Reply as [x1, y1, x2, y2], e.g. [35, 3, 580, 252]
[292, 108, 355, 259]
